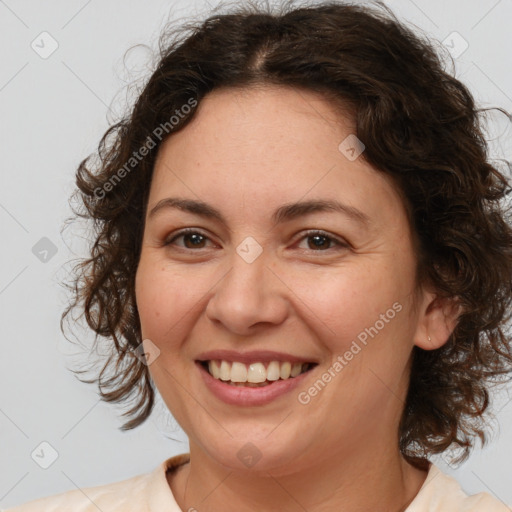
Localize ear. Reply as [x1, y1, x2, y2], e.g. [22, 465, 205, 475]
[413, 289, 462, 351]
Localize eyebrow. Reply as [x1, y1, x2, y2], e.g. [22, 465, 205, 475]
[148, 197, 371, 227]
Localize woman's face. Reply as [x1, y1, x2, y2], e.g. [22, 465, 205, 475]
[135, 85, 437, 474]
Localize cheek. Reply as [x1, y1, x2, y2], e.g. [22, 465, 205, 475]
[135, 258, 225, 353]
[135, 262, 192, 339]
[286, 260, 408, 338]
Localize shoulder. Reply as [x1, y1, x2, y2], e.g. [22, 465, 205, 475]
[2, 454, 190, 512]
[3, 471, 154, 512]
[407, 463, 510, 512]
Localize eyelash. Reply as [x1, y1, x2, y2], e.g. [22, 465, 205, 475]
[163, 228, 349, 253]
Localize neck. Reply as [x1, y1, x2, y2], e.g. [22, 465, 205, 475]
[167, 439, 429, 512]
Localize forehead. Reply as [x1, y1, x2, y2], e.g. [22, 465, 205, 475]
[149, 85, 408, 233]
[156, 84, 356, 166]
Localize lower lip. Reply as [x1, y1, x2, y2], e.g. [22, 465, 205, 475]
[196, 362, 315, 406]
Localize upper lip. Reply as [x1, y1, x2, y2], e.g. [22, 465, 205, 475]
[195, 349, 319, 365]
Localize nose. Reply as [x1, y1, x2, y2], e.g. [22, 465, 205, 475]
[205, 247, 289, 335]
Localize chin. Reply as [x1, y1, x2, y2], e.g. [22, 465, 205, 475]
[193, 433, 315, 476]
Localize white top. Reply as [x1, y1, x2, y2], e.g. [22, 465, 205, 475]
[3, 453, 510, 511]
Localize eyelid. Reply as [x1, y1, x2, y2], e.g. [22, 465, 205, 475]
[164, 227, 350, 252]
[164, 227, 216, 247]
[294, 229, 350, 250]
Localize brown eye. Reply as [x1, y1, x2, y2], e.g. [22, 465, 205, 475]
[306, 234, 332, 250]
[164, 229, 213, 249]
[296, 230, 349, 252]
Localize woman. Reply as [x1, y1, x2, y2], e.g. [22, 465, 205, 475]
[6, 1, 512, 510]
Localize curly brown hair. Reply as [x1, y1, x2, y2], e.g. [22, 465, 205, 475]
[62, 0, 512, 470]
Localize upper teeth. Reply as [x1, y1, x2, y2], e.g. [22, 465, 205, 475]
[207, 360, 309, 383]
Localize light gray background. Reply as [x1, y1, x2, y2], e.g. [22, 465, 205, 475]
[1, 0, 511, 509]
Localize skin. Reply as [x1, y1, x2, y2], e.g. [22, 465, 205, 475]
[135, 85, 459, 512]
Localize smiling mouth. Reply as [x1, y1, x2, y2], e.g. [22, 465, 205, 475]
[198, 360, 318, 387]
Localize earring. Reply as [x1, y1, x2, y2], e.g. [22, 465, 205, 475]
[427, 335, 432, 344]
